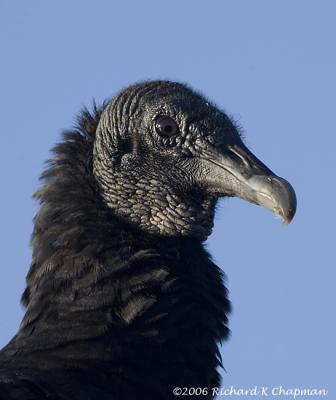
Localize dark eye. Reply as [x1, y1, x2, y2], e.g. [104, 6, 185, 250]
[155, 116, 179, 137]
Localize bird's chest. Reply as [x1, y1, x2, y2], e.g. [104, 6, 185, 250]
[113, 250, 229, 395]
[117, 249, 227, 339]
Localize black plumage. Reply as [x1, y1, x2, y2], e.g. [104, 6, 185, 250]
[0, 81, 296, 399]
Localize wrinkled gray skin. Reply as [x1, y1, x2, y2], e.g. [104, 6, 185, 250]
[94, 81, 296, 240]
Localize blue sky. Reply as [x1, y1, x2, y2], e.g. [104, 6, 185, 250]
[0, 0, 334, 395]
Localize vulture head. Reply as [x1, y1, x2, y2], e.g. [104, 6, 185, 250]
[93, 81, 296, 240]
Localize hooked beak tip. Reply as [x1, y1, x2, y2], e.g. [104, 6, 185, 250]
[248, 175, 297, 225]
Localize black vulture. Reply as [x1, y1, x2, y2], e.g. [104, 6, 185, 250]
[0, 81, 296, 400]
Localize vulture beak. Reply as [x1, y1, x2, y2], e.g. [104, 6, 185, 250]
[202, 142, 297, 225]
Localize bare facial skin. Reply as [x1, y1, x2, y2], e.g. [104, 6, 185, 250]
[94, 81, 296, 240]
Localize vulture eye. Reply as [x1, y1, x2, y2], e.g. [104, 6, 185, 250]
[155, 116, 179, 137]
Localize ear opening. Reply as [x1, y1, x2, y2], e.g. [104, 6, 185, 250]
[111, 139, 133, 167]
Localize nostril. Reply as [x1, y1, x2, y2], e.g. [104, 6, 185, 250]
[206, 135, 215, 145]
[227, 145, 250, 167]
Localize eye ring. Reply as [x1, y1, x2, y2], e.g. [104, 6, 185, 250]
[155, 115, 179, 137]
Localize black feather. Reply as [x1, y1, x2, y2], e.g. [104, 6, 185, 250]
[0, 89, 231, 399]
